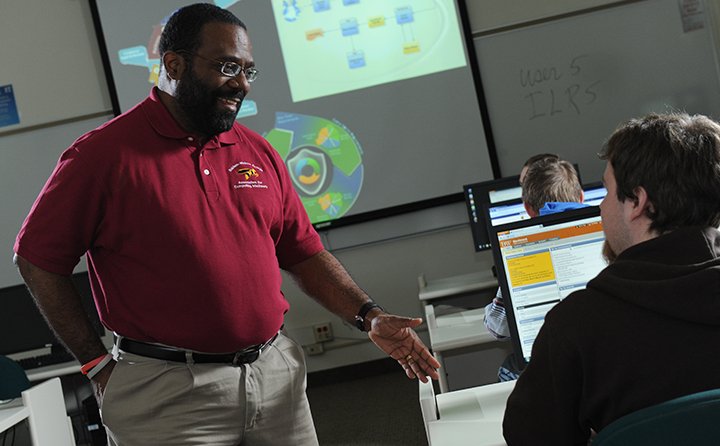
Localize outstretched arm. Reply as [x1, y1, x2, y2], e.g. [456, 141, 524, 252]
[286, 250, 440, 382]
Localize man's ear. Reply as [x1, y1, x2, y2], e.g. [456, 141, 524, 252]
[628, 186, 652, 221]
[162, 51, 185, 81]
[524, 202, 539, 218]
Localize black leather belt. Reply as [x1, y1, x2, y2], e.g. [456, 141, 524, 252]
[117, 333, 278, 366]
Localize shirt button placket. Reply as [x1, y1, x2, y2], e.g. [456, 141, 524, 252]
[198, 148, 220, 201]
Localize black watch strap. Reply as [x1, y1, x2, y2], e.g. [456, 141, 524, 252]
[354, 302, 384, 332]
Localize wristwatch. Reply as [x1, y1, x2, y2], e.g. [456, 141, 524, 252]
[354, 302, 384, 332]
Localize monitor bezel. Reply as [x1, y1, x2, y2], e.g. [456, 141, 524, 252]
[463, 175, 521, 252]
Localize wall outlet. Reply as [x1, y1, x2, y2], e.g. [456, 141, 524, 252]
[313, 322, 334, 342]
[304, 343, 324, 356]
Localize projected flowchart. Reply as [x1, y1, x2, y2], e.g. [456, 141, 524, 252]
[264, 112, 364, 223]
[272, 0, 467, 102]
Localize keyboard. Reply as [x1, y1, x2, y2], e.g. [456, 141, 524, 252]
[16, 351, 76, 370]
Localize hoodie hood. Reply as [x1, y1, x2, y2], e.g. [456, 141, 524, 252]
[587, 226, 720, 326]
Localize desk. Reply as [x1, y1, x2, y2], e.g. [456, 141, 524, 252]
[0, 378, 75, 445]
[25, 362, 81, 382]
[428, 380, 515, 446]
[427, 307, 497, 352]
[435, 380, 515, 421]
[11, 333, 114, 382]
[419, 271, 502, 392]
[418, 271, 498, 302]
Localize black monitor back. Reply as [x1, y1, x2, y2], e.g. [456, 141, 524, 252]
[0, 272, 104, 356]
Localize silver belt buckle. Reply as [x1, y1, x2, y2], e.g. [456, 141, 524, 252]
[232, 352, 243, 366]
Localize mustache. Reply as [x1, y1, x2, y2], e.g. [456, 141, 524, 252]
[217, 91, 245, 102]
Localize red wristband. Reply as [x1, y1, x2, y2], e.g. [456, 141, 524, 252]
[81, 354, 109, 375]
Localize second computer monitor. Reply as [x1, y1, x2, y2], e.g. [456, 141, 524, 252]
[483, 182, 608, 234]
[463, 176, 523, 251]
[464, 164, 584, 252]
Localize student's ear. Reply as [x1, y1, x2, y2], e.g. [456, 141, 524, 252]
[580, 190, 585, 204]
[524, 202, 539, 218]
[628, 186, 652, 220]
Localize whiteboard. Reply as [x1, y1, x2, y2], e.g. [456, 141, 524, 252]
[0, 0, 111, 134]
[474, 0, 720, 183]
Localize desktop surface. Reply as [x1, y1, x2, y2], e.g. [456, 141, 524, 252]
[428, 380, 516, 446]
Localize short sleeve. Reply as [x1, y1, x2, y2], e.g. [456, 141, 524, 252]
[14, 145, 105, 275]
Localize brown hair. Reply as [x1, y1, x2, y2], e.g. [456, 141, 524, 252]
[600, 113, 720, 232]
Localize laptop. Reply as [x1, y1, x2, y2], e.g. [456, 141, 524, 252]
[488, 206, 607, 366]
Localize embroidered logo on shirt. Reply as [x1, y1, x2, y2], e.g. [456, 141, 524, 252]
[237, 167, 259, 180]
[229, 161, 268, 189]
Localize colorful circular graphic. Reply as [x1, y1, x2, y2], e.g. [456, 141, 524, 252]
[264, 112, 363, 224]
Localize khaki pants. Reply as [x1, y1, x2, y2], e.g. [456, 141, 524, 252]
[101, 332, 318, 446]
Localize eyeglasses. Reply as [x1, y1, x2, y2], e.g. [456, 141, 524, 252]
[179, 51, 259, 83]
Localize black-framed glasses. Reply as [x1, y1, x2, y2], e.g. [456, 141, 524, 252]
[179, 51, 258, 83]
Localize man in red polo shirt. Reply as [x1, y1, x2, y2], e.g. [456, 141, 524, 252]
[13, 4, 439, 445]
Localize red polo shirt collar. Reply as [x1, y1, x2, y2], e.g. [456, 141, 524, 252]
[144, 87, 239, 147]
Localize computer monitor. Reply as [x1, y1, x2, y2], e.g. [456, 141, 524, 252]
[484, 198, 530, 230]
[583, 181, 608, 206]
[464, 165, 583, 252]
[489, 206, 606, 366]
[482, 181, 608, 234]
[463, 176, 523, 251]
[0, 272, 104, 356]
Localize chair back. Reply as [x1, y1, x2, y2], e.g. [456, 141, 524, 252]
[0, 354, 30, 400]
[22, 377, 75, 445]
[593, 388, 720, 446]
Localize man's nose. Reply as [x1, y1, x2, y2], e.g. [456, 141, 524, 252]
[227, 74, 251, 93]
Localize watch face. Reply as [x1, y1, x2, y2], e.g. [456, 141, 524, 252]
[355, 302, 383, 331]
[354, 315, 367, 332]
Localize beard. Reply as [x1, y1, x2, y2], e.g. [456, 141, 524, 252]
[602, 240, 618, 264]
[175, 64, 243, 137]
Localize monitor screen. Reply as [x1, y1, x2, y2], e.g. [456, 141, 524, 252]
[465, 168, 590, 252]
[583, 182, 607, 206]
[0, 272, 104, 356]
[483, 181, 607, 233]
[485, 198, 530, 229]
[463, 175, 521, 251]
[489, 206, 606, 365]
[89, 0, 497, 229]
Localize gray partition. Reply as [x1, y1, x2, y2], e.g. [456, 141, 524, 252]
[474, 0, 720, 182]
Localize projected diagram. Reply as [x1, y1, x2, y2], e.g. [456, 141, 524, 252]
[272, 0, 467, 102]
[115, 1, 257, 118]
[264, 113, 364, 223]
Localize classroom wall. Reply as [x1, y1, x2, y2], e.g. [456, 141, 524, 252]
[2, 0, 720, 373]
